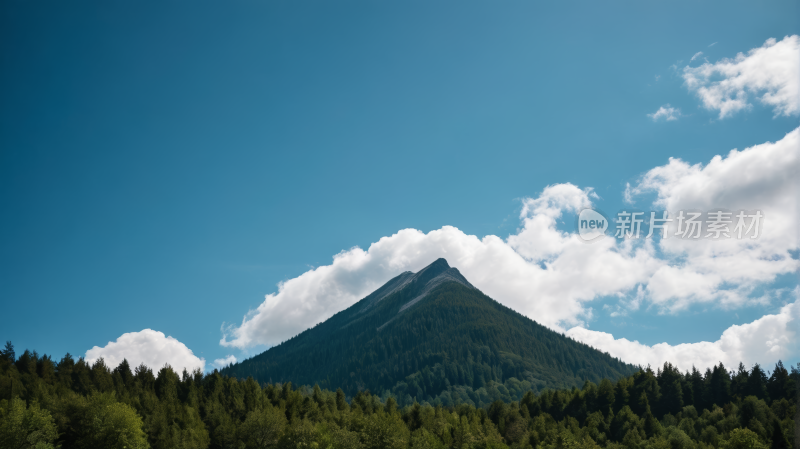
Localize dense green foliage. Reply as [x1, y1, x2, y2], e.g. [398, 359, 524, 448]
[222, 262, 636, 404]
[1, 262, 796, 448]
[1, 340, 797, 449]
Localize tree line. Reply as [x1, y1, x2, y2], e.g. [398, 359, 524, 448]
[0, 341, 797, 449]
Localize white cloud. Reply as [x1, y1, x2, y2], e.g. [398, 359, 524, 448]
[86, 329, 205, 373]
[567, 294, 800, 372]
[683, 35, 800, 118]
[623, 182, 633, 204]
[221, 183, 663, 348]
[690, 51, 704, 61]
[212, 355, 237, 369]
[708, 42, 718, 48]
[648, 104, 681, 121]
[628, 127, 800, 311]
[221, 129, 799, 371]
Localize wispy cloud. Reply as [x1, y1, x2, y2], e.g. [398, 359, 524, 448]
[623, 182, 634, 204]
[683, 35, 800, 118]
[648, 104, 681, 121]
[708, 42, 718, 47]
[690, 51, 704, 61]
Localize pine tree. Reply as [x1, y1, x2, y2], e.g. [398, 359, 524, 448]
[0, 341, 14, 362]
[656, 362, 682, 417]
[746, 364, 769, 400]
[708, 364, 731, 407]
[732, 362, 749, 399]
[767, 361, 789, 403]
[336, 388, 348, 411]
[597, 378, 615, 415]
[687, 367, 705, 410]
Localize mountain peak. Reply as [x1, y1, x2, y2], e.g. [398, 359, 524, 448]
[424, 257, 451, 271]
[410, 258, 451, 285]
[223, 257, 636, 404]
[387, 259, 475, 319]
[353, 259, 472, 318]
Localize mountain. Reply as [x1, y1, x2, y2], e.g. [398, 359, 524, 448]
[221, 259, 636, 406]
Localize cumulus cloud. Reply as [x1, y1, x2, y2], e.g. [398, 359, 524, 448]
[221, 183, 663, 348]
[221, 129, 799, 371]
[683, 35, 799, 118]
[567, 294, 800, 371]
[628, 127, 799, 311]
[648, 104, 681, 121]
[212, 355, 237, 369]
[86, 329, 205, 373]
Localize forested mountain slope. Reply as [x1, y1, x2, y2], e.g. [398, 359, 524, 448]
[222, 259, 636, 406]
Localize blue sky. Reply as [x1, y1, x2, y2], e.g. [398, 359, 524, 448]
[1, 0, 798, 372]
